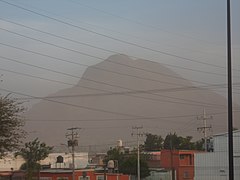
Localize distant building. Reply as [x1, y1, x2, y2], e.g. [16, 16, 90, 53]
[39, 169, 130, 180]
[40, 152, 88, 169]
[194, 130, 240, 180]
[0, 153, 24, 171]
[0, 152, 88, 171]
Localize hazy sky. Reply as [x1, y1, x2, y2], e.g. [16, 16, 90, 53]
[1, 0, 239, 101]
[0, 1, 240, 144]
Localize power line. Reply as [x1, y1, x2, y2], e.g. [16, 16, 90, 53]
[2, 87, 239, 123]
[0, 28, 230, 79]
[0, 55, 81, 79]
[0, 65, 238, 109]
[0, 0, 236, 71]
[0, 18, 233, 78]
[21, 111, 240, 123]
[2, 65, 240, 110]
[0, 87, 146, 118]
[1, 56, 239, 108]
[2, 41, 237, 99]
[17, 83, 240, 99]
[0, 55, 235, 108]
[7, 0, 228, 61]
[67, 0, 225, 47]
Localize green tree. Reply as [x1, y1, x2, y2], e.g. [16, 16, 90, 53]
[144, 133, 163, 151]
[163, 133, 193, 150]
[15, 138, 53, 180]
[120, 154, 150, 178]
[193, 138, 204, 151]
[164, 133, 204, 150]
[105, 148, 150, 178]
[0, 95, 25, 157]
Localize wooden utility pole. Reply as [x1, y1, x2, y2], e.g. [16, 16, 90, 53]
[132, 126, 143, 180]
[66, 127, 81, 180]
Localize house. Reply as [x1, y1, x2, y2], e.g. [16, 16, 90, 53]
[0, 152, 88, 171]
[161, 150, 195, 180]
[39, 169, 130, 180]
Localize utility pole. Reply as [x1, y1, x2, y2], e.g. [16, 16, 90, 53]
[66, 127, 81, 180]
[197, 108, 212, 152]
[131, 126, 143, 180]
[227, 0, 234, 180]
[170, 133, 175, 180]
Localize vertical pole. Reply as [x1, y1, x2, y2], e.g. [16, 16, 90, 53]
[203, 109, 207, 152]
[137, 129, 140, 180]
[72, 140, 75, 180]
[197, 108, 212, 152]
[227, 0, 234, 180]
[66, 128, 80, 180]
[132, 126, 143, 180]
[170, 134, 175, 180]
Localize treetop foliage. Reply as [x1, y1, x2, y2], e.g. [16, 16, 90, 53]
[15, 138, 53, 179]
[144, 132, 204, 151]
[0, 95, 25, 157]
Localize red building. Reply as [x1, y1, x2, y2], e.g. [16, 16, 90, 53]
[161, 150, 195, 180]
[39, 169, 130, 180]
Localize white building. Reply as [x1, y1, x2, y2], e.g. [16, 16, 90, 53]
[0, 153, 25, 171]
[195, 130, 240, 180]
[40, 152, 88, 169]
[0, 152, 88, 171]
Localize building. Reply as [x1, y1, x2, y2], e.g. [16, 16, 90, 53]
[145, 152, 161, 168]
[40, 152, 88, 169]
[39, 169, 130, 180]
[0, 153, 25, 171]
[194, 130, 240, 180]
[161, 150, 195, 180]
[0, 152, 88, 171]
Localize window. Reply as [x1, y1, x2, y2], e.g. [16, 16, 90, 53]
[96, 175, 105, 180]
[79, 176, 90, 180]
[183, 171, 189, 178]
[39, 178, 52, 180]
[180, 154, 185, 159]
[57, 177, 69, 180]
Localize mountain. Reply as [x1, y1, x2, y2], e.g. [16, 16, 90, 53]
[24, 54, 239, 150]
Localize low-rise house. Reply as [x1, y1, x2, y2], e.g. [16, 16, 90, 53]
[161, 150, 195, 180]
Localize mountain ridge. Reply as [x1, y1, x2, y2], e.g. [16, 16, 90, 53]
[24, 54, 239, 148]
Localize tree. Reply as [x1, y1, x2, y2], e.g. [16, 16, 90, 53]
[193, 138, 204, 151]
[0, 95, 25, 157]
[15, 138, 53, 180]
[105, 147, 150, 178]
[144, 133, 163, 151]
[163, 133, 203, 150]
[164, 133, 192, 150]
[120, 154, 150, 178]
